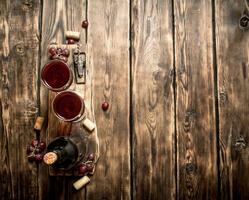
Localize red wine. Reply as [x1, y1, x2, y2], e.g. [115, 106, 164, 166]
[53, 91, 84, 121]
[41, 60, 71, 91]
[44, 135, 86, 170]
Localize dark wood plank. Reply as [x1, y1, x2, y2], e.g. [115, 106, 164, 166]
[39, 1, 87, 200]
[131, 0, 175, 199]
[0, 0, 41, 199]
[174, 0, 218, 199]
[85, 0, 131, 199]
[215, 1, 249, 199]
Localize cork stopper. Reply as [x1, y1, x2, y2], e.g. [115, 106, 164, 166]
[82, 118, 95, 132]
[65, 31, 80, 40]
[73, 176, 90, 190]
[43, 152, 58, 165]
[34, 116, 45, 131]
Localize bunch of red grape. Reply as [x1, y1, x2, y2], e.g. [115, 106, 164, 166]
[27, 139, 46, 163]
[48, 47, 70, 62]
[78, 153, 95, 174]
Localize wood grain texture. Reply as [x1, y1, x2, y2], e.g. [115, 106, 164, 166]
[86, 0, 131, 199]
[174, 0, 218, 199]
[131, 0, 175, 199]
[215, 1, 249, 199]
[39, 0, 87, 199]
[2, 0, 249, 199]
[0, 0, 40, 199]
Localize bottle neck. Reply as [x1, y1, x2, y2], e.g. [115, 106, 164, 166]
[43, 148, 67, 165]
[44, 137, 79, 169]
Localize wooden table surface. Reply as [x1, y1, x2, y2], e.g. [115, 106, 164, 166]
[0, 0, 249, 199]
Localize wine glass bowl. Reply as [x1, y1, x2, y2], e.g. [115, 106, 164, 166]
[52, 91, 85, 122]
[41, 59, 73, 91]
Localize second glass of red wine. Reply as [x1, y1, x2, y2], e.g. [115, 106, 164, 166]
[41, 60, 73, 91]
[52, 91, 85, 122]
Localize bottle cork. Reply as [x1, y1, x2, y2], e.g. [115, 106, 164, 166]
[73, 176, 90, 190]
[43, 152, 58, 165]
[34, 116, 45, 131]
[82, 118, 95, 132]
[65, 31, 80, 40]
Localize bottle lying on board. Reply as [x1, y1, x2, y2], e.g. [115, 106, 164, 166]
[43, 135, 87, 170]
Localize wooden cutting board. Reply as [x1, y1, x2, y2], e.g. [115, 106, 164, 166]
[46, 44, 99, 176]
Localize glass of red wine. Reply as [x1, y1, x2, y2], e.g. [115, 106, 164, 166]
[41, 60, 73, 91]
[52, 91, 85, 122]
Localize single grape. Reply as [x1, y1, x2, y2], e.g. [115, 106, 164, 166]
[35, 154, 43, 162]
[88, 153, 95, 161]
[48, 47, 57, 56]
[78, 164, 88, 174]
[38, 141, 46, 151]
[26, 145, 34, 154]
[67, 39, 75, 44]
[63, 49, 70, 57]
[102, 102, 109, 111]
[57, 48, 63, 55]
[81, 20, 89, 29]
[31, 139, 39, 147]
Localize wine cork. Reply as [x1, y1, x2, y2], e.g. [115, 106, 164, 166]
[43, 152, 58, 165]
[73, 176, 90, 190]
[82, 118, 95, 132]
[65, 31, 80, 40]
[34, 116, 44, 131]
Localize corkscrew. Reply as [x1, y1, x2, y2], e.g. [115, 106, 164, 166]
[73, 45, 86, 84]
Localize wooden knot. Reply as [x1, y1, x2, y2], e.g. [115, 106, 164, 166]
[183, 118, 191, 133]
[15, 42, 25, 56]
[239, 15, 249, 29]
[183, 109, 197, 133]
[219, 91, 228, 106]
[22, 0, 33, 11]
[234, 136, 246, 151]
[178, 67, 186, 76]
[152, 70, 162, 81]
[185, 163, 197, 174]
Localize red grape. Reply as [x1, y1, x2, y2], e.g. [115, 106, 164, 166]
[57, 48, 63, 54]
[67, 39, 75, 44]
[63, 49, 70, 57]
[48, 47, 57, 56]
[78, 164, 88, 174]
[102, 102, 109, 111]
[31, 139, 39, 147]
[35, 154, 43, 162]
[82, 20, 89, 28]
[38, 141, 46, 151]
[88, 153, 95, 161]
[26, 145, 34, 154]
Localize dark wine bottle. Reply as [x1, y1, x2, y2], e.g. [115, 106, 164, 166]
[43, 135, 86, 170]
